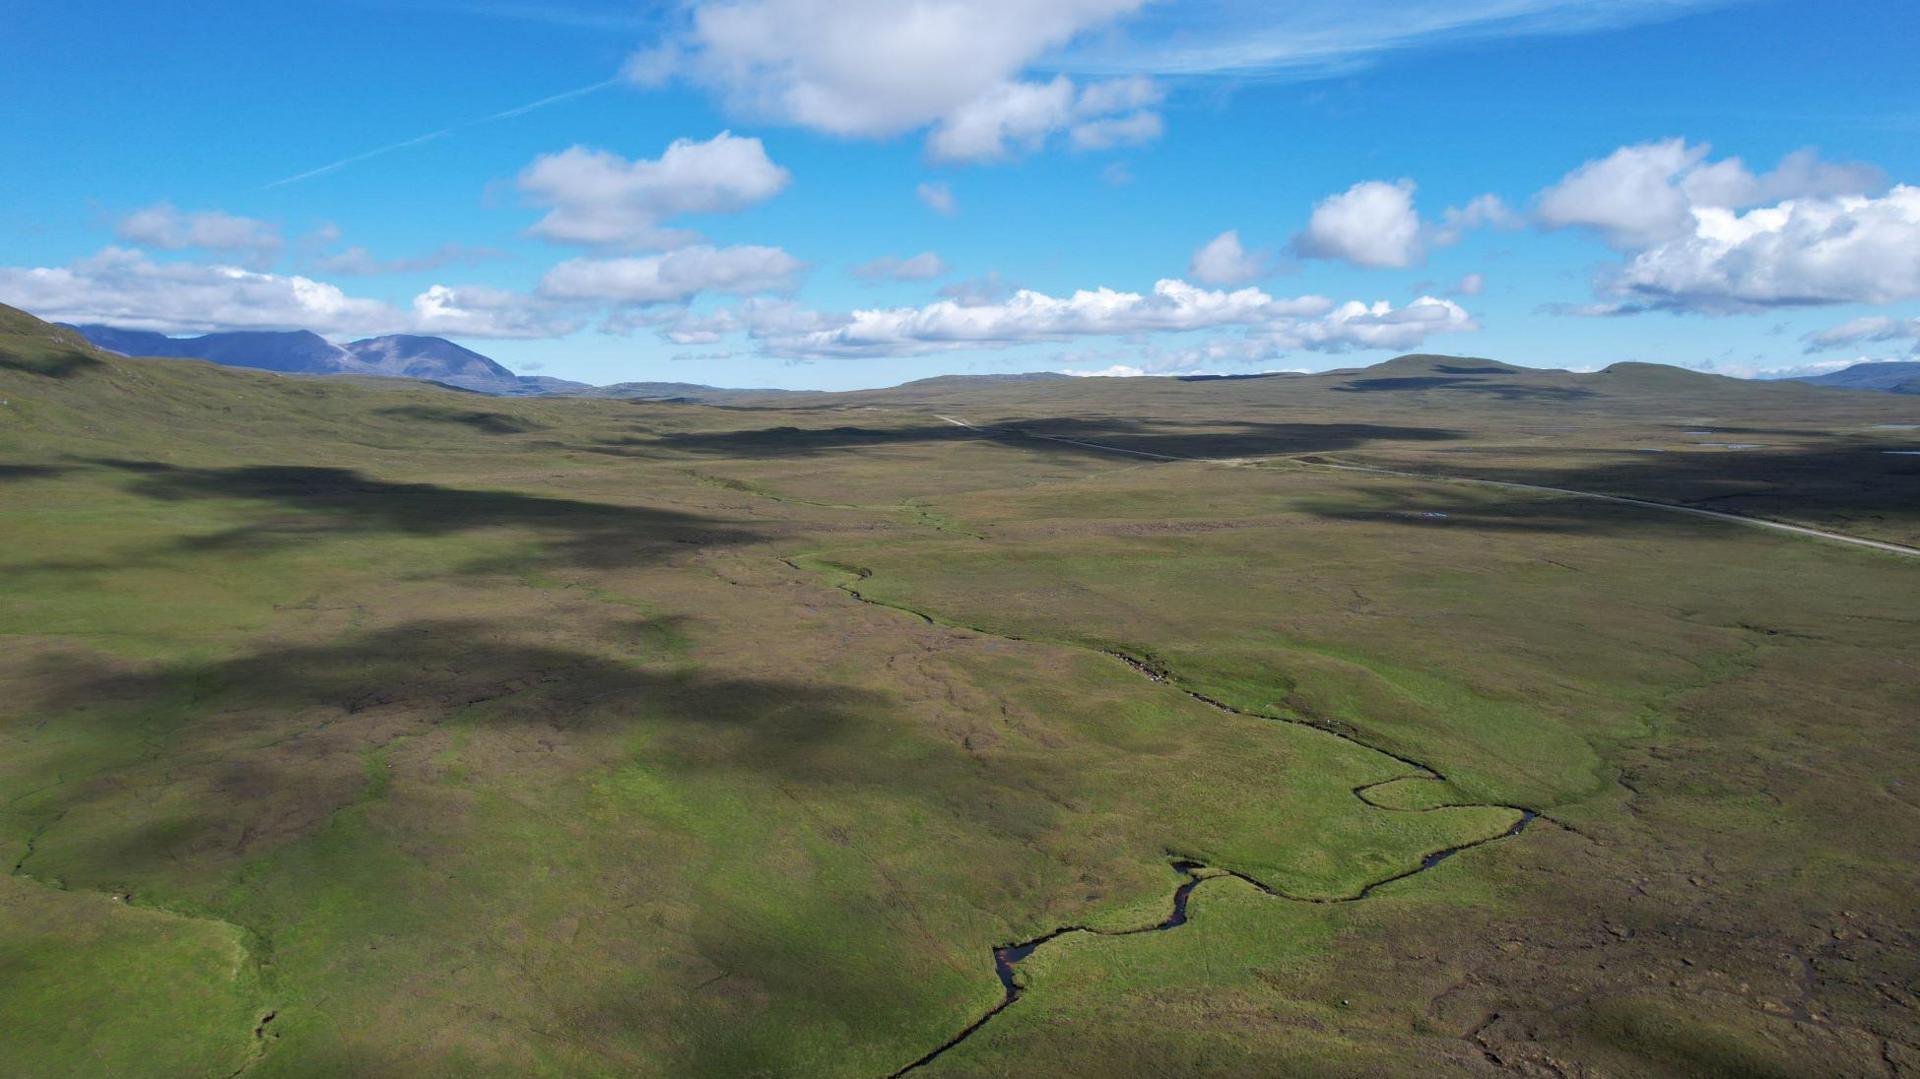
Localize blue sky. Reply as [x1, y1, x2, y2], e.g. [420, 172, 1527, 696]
[4, 0, 1917, 389]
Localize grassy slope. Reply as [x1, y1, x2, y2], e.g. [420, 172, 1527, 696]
[3, 309, 1917, 1075]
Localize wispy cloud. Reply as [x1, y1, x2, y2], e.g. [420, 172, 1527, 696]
[261, 78, 620, 189]
[1048, 0, 1744, 78]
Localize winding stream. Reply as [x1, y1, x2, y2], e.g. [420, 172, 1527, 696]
[794, 561, 1549, 1076]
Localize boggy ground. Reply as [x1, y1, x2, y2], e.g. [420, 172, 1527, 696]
[2, 310, 1917, 1076]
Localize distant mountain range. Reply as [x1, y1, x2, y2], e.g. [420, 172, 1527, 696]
[1785, 360, 1920, 395]
[60, 323, 851, 401]
[60, 319, 1920, 401]
[63, 325, 566, 395]
[57, 323, 1069, 400]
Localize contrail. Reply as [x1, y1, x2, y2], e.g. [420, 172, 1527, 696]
[261, 77, 621, 189]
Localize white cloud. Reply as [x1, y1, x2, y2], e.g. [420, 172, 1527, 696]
[1065, 103, 1163, 153]
[925, 75, 1163, 162]
[634, 0, 1145, 140]
[755, 279, 1331, 358]
[1609, 186, 1920, 312]
[3, 247, 397, 336]
[1073, 74, 1161, 116]
[1294, 180, 1424, 268]
[635, 1, 1735, 163]
[850, 252, 949, 282]
[1803, 314, 1920, 353]
[0, 247, 568, 339]
[926, 77, 1074, 161]
[517, 132, 790, 249]
[1062, 335, 1310, 376]
[1188, 230, 1267, 286]
[1268, 296, 1476, 352]
[411, 284, 578, 338]
[917, 181, 958, 215]
[1065, 92, 1164, 152]
[539, 244, 806, 305]
[1536, 139, 1884, 249]
[733, 296, 852, 337]
[116, 204, 282, 261]
[1434, 194, 1520, 246]
[1452, 272, 1486, 296]
[1536, 139, 1707, 248]
[734, 277, 1474, 360]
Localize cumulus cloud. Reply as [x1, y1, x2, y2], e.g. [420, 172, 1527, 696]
[517, 132, 790, 249]
[850, 252, 949, 282]
[1060, 336, 1311, 376]
[631, 1, 1158, 161]
[1268, 296, 1475, 352]
[411, 284, 579, 338]
[917, 181, 958, 215]
[925, 75, 1163, 161]
[538, 244, 805, 305]
[1608, 186, 1920, 312]
[633, 0, 1144, 132]
[1802, 314, 1920, 354]
[116, 204, 282, 262]
[733, 276, 1473, 360]
[1536, 139, 1708, 248]
[3, 247, 396, 335]
[0, 247, 567, 339]
[754, 279, 1329, 358]
[925, 77, 1071, 161]
[1188, 230, 1268, 286]
[1536, 139, 1885, 248]
[1293, 180, 1424, 268]
[1451, 272, 1486, 296]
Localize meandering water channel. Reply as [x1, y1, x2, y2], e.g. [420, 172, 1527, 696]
[792, 561, 1549, 1076]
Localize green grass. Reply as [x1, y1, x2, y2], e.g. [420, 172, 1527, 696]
[2, 308, 1917, 1075]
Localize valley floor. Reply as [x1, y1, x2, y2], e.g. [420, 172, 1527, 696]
[3, 317, 1918, 1076]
